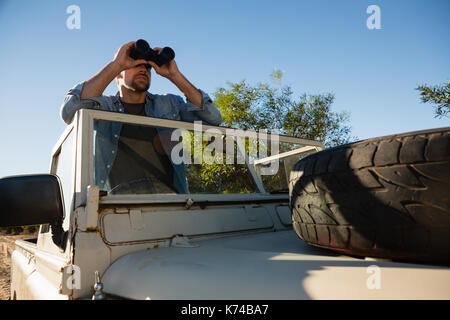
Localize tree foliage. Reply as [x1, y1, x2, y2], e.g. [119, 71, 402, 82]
[213, 77, 354, 148]
[416, 81, 450, 118]
[181, 131, 259, 194]
[182, 74, 356, 194]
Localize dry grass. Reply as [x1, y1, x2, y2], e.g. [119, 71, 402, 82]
[0, 232, 38, 300]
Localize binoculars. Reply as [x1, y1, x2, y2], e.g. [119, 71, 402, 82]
[129, 39, 175, 67]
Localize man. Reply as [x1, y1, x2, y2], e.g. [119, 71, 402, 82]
[60, 41, 221, 194]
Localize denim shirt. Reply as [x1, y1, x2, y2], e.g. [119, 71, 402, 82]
[60, 82, 222, 193]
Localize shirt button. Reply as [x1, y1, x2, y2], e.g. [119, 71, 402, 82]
[114, 134, 118, 138]
[107, 165, 111, 168]
[112, 150, 115, 154]
[101, 180, 104, 184]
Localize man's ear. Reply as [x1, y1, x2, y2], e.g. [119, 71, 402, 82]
[116, 72, 123, 86]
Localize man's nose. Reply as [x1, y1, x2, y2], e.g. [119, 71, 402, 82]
[136, 63, 151, 73]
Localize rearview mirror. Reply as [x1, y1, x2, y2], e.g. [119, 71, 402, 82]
[0, 174, 64, 228]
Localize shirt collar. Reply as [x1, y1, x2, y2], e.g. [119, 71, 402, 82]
[113, 91, 155, 108]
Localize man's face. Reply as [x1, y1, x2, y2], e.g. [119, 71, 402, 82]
[118, 64, 151, 92]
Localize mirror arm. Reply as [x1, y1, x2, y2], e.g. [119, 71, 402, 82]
[51, 219, 68, 250]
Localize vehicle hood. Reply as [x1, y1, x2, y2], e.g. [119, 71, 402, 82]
[101, 230, 450, 300]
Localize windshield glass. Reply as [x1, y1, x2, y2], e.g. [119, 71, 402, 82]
[255, 142, 318, 193]
[93, 120, 261, 195]
[92, 119, 316, 195]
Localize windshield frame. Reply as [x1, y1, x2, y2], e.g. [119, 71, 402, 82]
[76, 109, 324, 205]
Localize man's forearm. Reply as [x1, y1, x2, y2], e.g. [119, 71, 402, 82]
[169, 72, 203, 108]
[80, 61, 122, 98]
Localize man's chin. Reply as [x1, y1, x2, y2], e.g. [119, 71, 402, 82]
[131, 81, 150, 92]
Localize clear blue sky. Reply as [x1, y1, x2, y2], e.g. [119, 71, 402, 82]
[0, 0, 449, 177]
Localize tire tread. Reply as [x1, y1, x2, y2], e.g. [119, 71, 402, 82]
[289, 127, 450, 263]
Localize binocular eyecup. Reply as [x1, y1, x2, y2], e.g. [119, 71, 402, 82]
[129, 39, 175, 67]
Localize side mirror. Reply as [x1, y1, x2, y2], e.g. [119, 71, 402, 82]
[0, 174, 64, 228]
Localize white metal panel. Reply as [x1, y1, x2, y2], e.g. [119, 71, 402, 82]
[276, 205, 292, 226]
[101, 230, 450, 300]
[10, 246, 36, 299]
[101, 206, 274, 245]
[72, 232, 111, 299]
[100, 193, 288, 205]
[75, 110, 92, 208]
[34, 248, 67, 292]
[11, 250, 68, 300]
[25, 268, 69, 300]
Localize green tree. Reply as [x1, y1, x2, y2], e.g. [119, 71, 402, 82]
[213, 75, 354, 148]
[183, 73, 355, 194]
[416, 81, 450, 118]
[182, 131, 259, 194]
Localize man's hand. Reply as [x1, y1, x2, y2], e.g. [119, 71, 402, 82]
[113, 42, 149, 72]
[147, 47, 181, 80]
[80, 41, 149, 99]
[147, 46, 203, 108]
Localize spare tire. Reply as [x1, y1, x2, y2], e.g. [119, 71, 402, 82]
[289, 127, 450, 264]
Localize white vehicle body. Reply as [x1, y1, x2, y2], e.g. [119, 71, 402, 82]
[9, 109, 450, 300]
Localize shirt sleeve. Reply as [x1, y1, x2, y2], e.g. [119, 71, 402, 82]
[175, 90, 222, 126]
[60, 82, 113, 124]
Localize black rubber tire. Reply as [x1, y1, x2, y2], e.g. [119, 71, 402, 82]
[289, 127, 450, 264]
